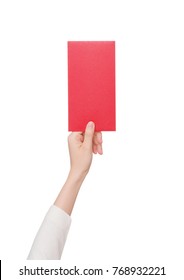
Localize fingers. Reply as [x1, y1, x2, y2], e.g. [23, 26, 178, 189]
[93, 132, 103, 155]
[97, 143, 103, 155]
[93, 144, 98, 154]
[93, 132, 102, 144]
[69, 122, 103, 155]
[92, 143, 103, 155]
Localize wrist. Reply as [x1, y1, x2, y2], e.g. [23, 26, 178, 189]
[68, 168, 88, 184]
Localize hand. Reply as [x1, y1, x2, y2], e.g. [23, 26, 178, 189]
[68, 121, 103, 178]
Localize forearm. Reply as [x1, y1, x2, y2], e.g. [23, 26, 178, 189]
[54, 170, 86, 216]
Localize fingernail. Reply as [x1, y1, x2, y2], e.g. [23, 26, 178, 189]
[87, 121, 94, 129]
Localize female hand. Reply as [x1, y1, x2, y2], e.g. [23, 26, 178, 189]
[68, 121, 103, 178]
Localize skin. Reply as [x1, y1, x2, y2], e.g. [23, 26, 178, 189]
[54, 121, 103, 215]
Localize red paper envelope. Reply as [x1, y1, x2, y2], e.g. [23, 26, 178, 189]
[68, 41, 116, 131]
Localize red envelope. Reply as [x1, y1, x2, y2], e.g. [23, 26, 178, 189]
[68, 41, 116, 131]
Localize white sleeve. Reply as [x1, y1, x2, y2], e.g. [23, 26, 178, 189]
[27, 205, 71, 260]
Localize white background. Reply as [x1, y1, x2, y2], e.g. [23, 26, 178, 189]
[0, 0, 184, 279]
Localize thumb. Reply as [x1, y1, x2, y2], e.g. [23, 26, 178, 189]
[84, 121, 95, 149]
